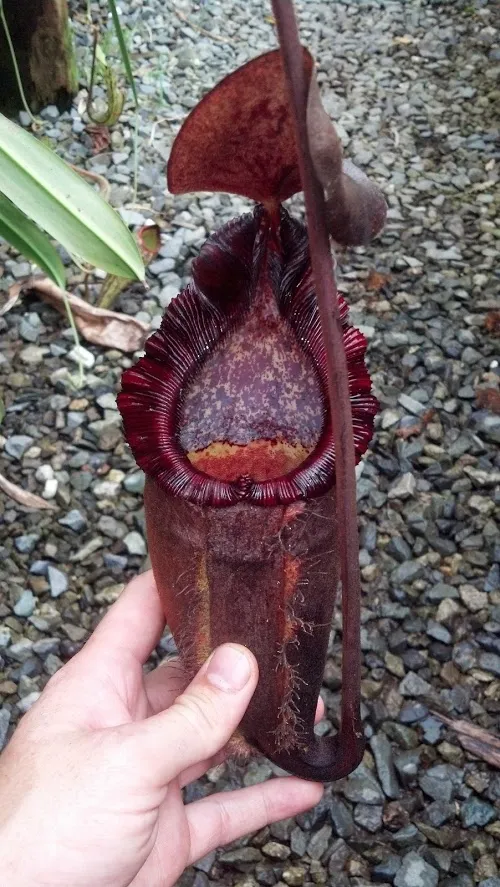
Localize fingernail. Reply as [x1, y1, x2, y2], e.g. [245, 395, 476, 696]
[206, 645, 252, 693]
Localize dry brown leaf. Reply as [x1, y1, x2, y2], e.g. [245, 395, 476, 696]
[394, 408, 434, 440]
[0, 282, 23, 316]
[476, 387, 500, 415]
[366, 269, 391, 292]
[395, 423, 422, 440]
[0, 473, 57, 510]
[69, 164, 111, 202]
[485, 310, 500, 337]
[432, 711, 500, 769]
[28, 278, 150, 352]
[86, 124, 111, 155]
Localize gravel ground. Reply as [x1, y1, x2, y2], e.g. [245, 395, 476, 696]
[1, 0, 500, 885]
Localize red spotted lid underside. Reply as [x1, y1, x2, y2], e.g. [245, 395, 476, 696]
[168, 48, 386, 246]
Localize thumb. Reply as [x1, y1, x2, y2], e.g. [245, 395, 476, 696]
[130, 644, 258, 786]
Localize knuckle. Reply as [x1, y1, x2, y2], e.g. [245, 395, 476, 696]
[173, 688, 222, 739]
[213, 797, 233, 843]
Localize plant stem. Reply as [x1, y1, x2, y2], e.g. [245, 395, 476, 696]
[0, 0, 37, 126]
[271, 0, 364, 770]
[61, 291, 85, 388]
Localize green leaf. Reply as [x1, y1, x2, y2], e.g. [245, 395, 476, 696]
[108, 0, 138, 106]
[0, 113, 144, 280]
[0, 194, 66, 288]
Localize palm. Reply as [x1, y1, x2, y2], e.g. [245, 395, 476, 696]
[1, 574, 323, 887]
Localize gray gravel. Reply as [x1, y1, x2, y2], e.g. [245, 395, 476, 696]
[1, 0, 500, 885]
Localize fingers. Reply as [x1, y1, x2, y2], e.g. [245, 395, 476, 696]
[144, 658, 189, 716]
[186, 778, 324, 865]
[144, 660, 324, 722]
[84, 571, 166, 665]
[315, 695, 325, 723]
[125, 644, 258, 786]
[177, 696, 324, 789]
[142, 656, 324, 783]
[179, 749, 227, 789]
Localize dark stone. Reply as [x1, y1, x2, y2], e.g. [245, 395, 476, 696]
[452, 642, 477, 672]
[270, 818, 294, 842]
[423, 847, 452, 873]
[0, 708, 11, 750]
[402, 650, 427, 670]
[354, 803, 383, 833]
[419, 770, 454, 803]
[219, 847, 263, 865]
[450, 849, 474, 874]
[307, 824, 332, 860]
[420, 716, 444, 745]
[394, 851, 438, 887]
[327, 838, 350, 874]
[429, 642, 452, 663]
[400, 672, 432, 697]
[193, 851, 216, 874]
[484, 564, 500, 592]
[478, 652, 500, 677]
[385, 722, 419, 751]
[14, 534, 39, 554]
[392, 561, 425, 585]
[424, 801, 456, 827]
[427, 534, 457, 557]
[103, 553, 128, 570]
[330, 798, 355, 838]
[388, 628, 408, 654]
[29, 560, 50, 575]
[428, 583, 459, 601]
[443, 877, 474, 887]
[342, 764, 384, 805]
[460, 796, 496, 828]
[58, 509, 87, 533]
[417, 822, 462, 848]
[255, 863, 279, 885]
[427, 621, 452, 644]
[373, 855, 403, 883]
[387, 536, 412, 563]
[370, 733, 401, 799]
[400, 702, 428, 723]
[290, 826, 307, 858]
[255, 864, 278, 886]
[296, 795, 331, 829]
[391, 824, 422, 848]
[360, 522, 378, 552]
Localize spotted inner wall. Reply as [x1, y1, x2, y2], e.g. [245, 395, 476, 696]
[179, 268, 324, 481]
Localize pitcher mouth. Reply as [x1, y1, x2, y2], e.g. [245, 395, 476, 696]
[117, 205, 378, 508]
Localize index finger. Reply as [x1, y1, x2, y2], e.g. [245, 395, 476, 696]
[84, 570, 166, 665]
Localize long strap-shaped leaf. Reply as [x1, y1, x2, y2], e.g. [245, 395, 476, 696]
[0, 194, 65, 288]
[107, 0, 138, 107]
[272, 0, 364, 777]
[0, 114, 143, 280]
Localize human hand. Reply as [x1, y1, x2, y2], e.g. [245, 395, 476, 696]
[0, 571, 324, 887]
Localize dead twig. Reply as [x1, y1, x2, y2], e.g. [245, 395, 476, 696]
[0, 473, 57, 510]
[431, 710, 500, 769]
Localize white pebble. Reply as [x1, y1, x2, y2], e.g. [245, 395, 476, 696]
[68, 345, 95, 370]
[42, 478, 58, 500]
[35, 464, 54, 483]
